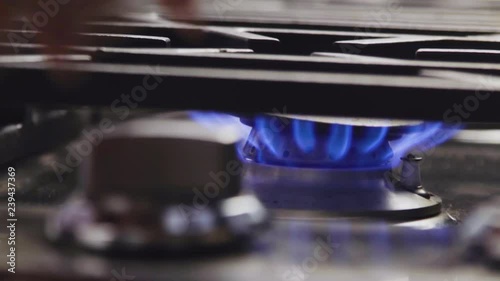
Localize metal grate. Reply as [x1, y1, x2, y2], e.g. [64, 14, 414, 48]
[0, 0, 500, 122]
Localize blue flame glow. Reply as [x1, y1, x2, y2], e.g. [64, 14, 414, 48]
[255, 117, 280, 157]
[357, 127, 389, 154]
[189, 111, 246, 131]
[244, 116, 460, 169]
[190, 112, 460, 169]
[327, 125, 352, 161]
[189, 111, 252, 158]
[293, 120, 316, 153]
[388, 122, 458, 167]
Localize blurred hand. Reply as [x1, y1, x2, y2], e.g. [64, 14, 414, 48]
[0, 0, 196, 52]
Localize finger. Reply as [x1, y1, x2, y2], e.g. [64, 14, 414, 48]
[159, 0, 197, 19]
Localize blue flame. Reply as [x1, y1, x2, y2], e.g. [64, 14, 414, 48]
[189, 111, 245, 130]
[190, 112, 460, 170]
[327, 124, 352, 161]
[389, 122, 460, 166]
[254, 117, 281, 157]
[243, 116, 460, 169]
[357, 127, 389, 154]
[189, 111, 252, 158]
[293, 119, 316, 153]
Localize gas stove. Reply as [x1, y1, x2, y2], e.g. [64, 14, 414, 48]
[1, 0, 500, 280]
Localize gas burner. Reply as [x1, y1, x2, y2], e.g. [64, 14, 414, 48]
[238, 114, 458, 221]
[45, 114, 268, 253]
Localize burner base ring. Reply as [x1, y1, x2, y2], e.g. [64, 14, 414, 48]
[243, 163, 442, 221]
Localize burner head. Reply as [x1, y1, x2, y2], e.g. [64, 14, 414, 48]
[233, 114, 458, 221]
[241, 115, 459, 169]
[174, 112, 456, 221]
[87, 117, 242, 202]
